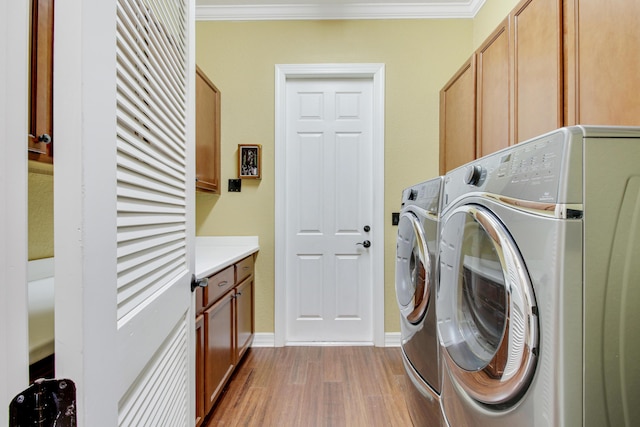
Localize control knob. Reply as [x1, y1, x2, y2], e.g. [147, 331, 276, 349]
[464, 164, 484, 186]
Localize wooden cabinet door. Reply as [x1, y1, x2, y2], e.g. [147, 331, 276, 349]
[477, 18, 511, 157]
[439, 56, 476, 175]
[195, 314, 205, 427]
[564, 0, 640, 126]
[204, 291, 235, 414]
[195, 66, 221, 193]
[510, 0, 563, 143]
[235, 277, 254, 363]
[28, 0, 54, 163]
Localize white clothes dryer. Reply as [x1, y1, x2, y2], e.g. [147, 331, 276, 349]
[395, 177, 445, 426]
[437, 126, 640, 426]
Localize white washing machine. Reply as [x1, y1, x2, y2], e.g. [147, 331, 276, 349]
[395, 176, 445, 426]
[437, 126, 640, 426]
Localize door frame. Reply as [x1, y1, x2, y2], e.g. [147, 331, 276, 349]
[274, 63, 385, 347]
[1, 1, 30, 416]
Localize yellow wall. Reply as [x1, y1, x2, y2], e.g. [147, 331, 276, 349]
[194, 19, 473, 333]
[28, 164, 54, 260]
[473, 0, 520, 49]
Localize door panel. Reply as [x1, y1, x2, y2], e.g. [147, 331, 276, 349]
[53, 0, 195, 424]
[235, 277, 254, 361]
[285, 78, 374, 343]
[510, 0, 563, 143]
[115, 0, 193, 422]
[2, 0, 31, 417]
[477, 19, 510, 157]
[566, 0, 640, 125]
[438, 205, 537, 406]
[204, 292, 234, 413]
[439, 56, 476, 175]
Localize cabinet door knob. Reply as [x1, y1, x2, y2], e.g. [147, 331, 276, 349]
[38, 134, 52, 144]
[28, 133, 52, 144]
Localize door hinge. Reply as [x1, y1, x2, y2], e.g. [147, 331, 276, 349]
[9, 378, 77, 427]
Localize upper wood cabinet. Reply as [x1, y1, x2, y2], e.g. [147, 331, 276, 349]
[439, 56, 477, 175]
[564, 0, 640, 126]
[440, 0, 640, 174]
[195, 66, 221, 194]
[28, 0, 54, 164]
[476, 18, 511, 159]
[510, 0, 563, 143]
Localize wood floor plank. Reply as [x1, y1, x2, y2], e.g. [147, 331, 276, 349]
[322, 381, 347, 426]
[204, 346, 416, 427]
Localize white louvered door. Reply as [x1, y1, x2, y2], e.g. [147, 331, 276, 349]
[54, 0, 195, 425]
[116, 0, 195, 424]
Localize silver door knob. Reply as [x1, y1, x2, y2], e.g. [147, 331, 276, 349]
[190, 274, 209, 292]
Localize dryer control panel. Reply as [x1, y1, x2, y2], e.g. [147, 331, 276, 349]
[443, 127, 585, 210]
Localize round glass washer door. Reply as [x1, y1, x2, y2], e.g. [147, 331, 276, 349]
[395, 210, 432, 324]
[437, 204, 538, 406]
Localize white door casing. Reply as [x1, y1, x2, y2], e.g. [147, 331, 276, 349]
[274, 64, 385, 347]
[54, 0, 195, 425]
[1, 1, 30, 420]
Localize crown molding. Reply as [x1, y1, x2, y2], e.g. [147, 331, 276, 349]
[196, 1, 486, 21]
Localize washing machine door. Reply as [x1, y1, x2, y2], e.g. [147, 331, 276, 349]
[438, 204, 538, 406]
[396, 210, 432, 324]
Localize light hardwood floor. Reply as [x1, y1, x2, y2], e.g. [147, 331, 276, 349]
[204, 346, 415, 427]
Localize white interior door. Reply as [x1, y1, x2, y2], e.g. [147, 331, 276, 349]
[1, 2, 30, 421]
[54, 0, 195, 425]
[284, 77, 375, 344]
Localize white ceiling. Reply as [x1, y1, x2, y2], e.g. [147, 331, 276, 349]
[195, 0, 486, 21]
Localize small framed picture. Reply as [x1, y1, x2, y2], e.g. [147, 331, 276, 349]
[238, 144, 261, 179]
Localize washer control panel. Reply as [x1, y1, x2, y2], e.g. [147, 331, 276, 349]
[401, 176, 443, 213]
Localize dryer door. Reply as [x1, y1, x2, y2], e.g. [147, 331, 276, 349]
[438, 204, 538, 406]
[396, 210, 432, 324]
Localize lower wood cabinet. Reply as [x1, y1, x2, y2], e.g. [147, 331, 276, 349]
[204, 291, 235, 415]
[235, 276, 254, 363]
[196, 253, 255, 425]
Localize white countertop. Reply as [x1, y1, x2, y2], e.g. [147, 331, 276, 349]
[195, 236, 260, 278]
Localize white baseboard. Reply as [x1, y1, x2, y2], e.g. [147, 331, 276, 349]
[251, 332, 275, 347]
[384, 332, 401, 347]
[250, 332, 401, 348]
